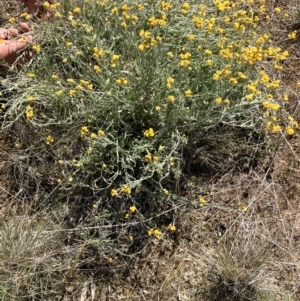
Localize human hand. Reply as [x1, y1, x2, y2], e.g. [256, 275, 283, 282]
[0, 23, 32, 64]
[19, 0, 54, 18]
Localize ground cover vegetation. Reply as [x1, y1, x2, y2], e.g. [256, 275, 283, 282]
[0, 0, 299, 300]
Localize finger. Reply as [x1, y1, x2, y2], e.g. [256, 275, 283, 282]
[0, 29, 9, 40]
[19, 23, 31, 33]
[0, 35, 32, 64]
[25, 0, 39, 16]
[8, 28, 20, 37]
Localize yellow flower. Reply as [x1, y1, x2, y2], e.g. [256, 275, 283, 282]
[215, 97, 222, 104]
[199, 198, 206, 206]
[224, 99, 230, 107]
[167, 95, 175, 103]
[67, 78, 75, 83]
[108, 257, 113, 263]
[148, 228, 162, 238]
[8, 17, 15, 24]
[272, 125, 281, 133]
[68, 177, 73, 183]
[181, 2, 190, 14]
[46, 135, 54, 144]
[55, 12, 62, 18]
[110, 189, 118, 197]
[26, 105, 34, 119]
[57, 179, 62, 184]
[80, 126, 89, 138]
[168, 224, 176, 231]
[116, 77, 128, 85]
[93, 65, 101, 73]
[229, 77, 238, 85]
[52, 74, 58, 80]
[98, 129, 105, 136]
[121, 184, 131, 195]
[137, 4, 144, 11]
[43, 1, 50, 8]
[73, 7, 81, 13]
[274, 7, 281, 13]
[241, 203, 247, 212]
[184, 89, 192, 97]
[129, 206, 136, 213]
[166, 76, 174, 89]
[288, 31, 297, 40]
[32, 45, 41, 53]
[87, 147, 93, 154]
[28, 73, 36, 78]
[262, 101, 280, 111]
[163, 188, 169, 195]
[144, 128, 155, 138]
[27, 96, 35, 102]
[56, 90, 63, 96]
[90, 133, 97, 139]
[167, 52, 174, 58]
[188, 34, 195, 40]
[62, 58, 68, 63]
[145, 153, 152, 162]
[161, 1, 173, 10]
[69, 90, 76, 96]
[286, 125, 295, 135]
[138, 44, 145, 51]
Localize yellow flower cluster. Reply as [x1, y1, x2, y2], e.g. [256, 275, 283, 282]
[166, 76, 174, 89]
[148, 228, 162, 238]
[116, 77, 128, 85]
[144, 153, 159, 163]
[80, 126, 89, 138]
[199, 198, 206, 206]
[111, 54, 119, 67]
[46, 135, 54, 144]
[110, 184, 132, 197]
[93, 47, 109, 59]
[262, 101, 280, 111]
[181, 2, 190, 15]
[161, 1, 173, 11]
[20, 12, 31, 20]
[138, 30, 162, 51]
[213, 68, 232, 81]
[121, 184, 131, 195]
[167, 224, 176, 231]
[179, 50, 192, 67]
[148, 15, 167, 27]
[26, 106, 33, 119]
[144, 128, 155, 138]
